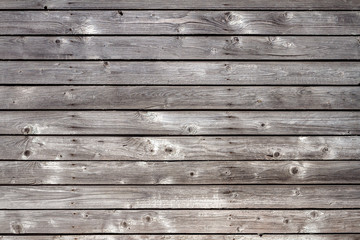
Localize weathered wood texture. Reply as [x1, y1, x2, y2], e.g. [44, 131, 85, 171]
[1, 0, 360, 238]
[2, 161, 359, 184]
[0, 36, 359, 60]
[2, 86, 359, 110]
[0, 236, 359, 240]
[1, 136, 358, 160]
[1, 185, 360, 209]
[1, 210, 360, 233]
[2, 11, 360, 35]
[1, 61, 359, 85]
[1, 111, 359, 135]
[0, 0, 358, 10]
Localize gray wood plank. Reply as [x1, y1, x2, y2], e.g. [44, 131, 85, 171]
[1, 210, 359, 233]
[0, 36, 359, 60]
[0, 235, 359, 240]
[1, 185, 360, 209]
[0, 0, 358, 10]
[1, 136, 358, 160]
[1, 161, 359, 184]
[1, 61, 360, 85]
[1, 111, 359, 135]
[1, 11, 360, 35]
[2, 86, 359, 110]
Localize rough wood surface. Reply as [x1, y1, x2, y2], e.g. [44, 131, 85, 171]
[1, 111, 359, 135]
[1, 136, 358, 160]
[0, 36, 359, 60]
[0, 235, 359, 240]
[2, 11, 360, 35]
[1, 185, 360, 209]
[0, 0, 358, 10]
[1, 1, 359, 237]
[1, 161, 359, 184]
[1, 61, 359, 85]
[2, 86, 359, 110]
[1, 210, 360, 233]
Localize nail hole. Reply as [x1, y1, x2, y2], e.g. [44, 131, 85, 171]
[24, 150, 31, 157]
[274, 152, 280, 157]
[165, 147, 173, 153]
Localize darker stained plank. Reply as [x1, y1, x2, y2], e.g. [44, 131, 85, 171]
[1, 11, 360, 35]
[2, 161, 360, 184]
[1, 61, 359, 85]
[1, 111, 359, 135]
[0, 36, 359, 60]
[1, 210, 360, 233]
[1, 86, 359, 110]
[0, 0, 359, 10]
[1, 185, 360, 209]
[1, 136, 358, 160]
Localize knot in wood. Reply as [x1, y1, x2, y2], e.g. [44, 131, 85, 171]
[290, 166, 299, 175]
[224, 12, 235, 22]
[22, 126, 31, 134]
[24, 150, 31, 157]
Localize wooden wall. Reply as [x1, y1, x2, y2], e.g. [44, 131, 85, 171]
[0, 0, 359, 239]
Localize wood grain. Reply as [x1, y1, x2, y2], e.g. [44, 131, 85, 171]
[1, 161, 359, 184]
[2, 86, 359, 110]
[0, 235, 359, 240]
[1, 11, 359, 35]
[0, 36, 359, 60]
[1, 61, 360, 85]
[0, 0, 358, 10]
[1, 185, 360, 209]
[1, 111, 359, 135]
[1, 210, 360, 233]
[1, 136, 358, 160]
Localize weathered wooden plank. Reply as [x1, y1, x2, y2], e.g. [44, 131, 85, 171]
[1, 111, 359, 135]
[1, 11, 360, 35]
[0, 235, 359, 240]
[1, 136, 358, 160]
[1, 61, 360, 85]
[1, 210, 360, 233]
[1, 161, 359, 184]
[2, 86, 359, 110]
[0, 36, 359, 60]
[1, 185, 360, 209]
[0, 0, 358, 10]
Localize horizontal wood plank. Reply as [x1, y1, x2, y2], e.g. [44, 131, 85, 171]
[0, 235, 359, 240]
[0, 36, 359, 60]
[1, 136, 358, 160]
[1, 111, 359, 135]
[0, 0, 358, 10]
[1, 11, 360, 35]
[2, 86, 359, 110]
[2, 161, 359, 184]
[1, 61, 360, 85]
[1, 185, 360, 209]
[1, 210, 360, 233]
